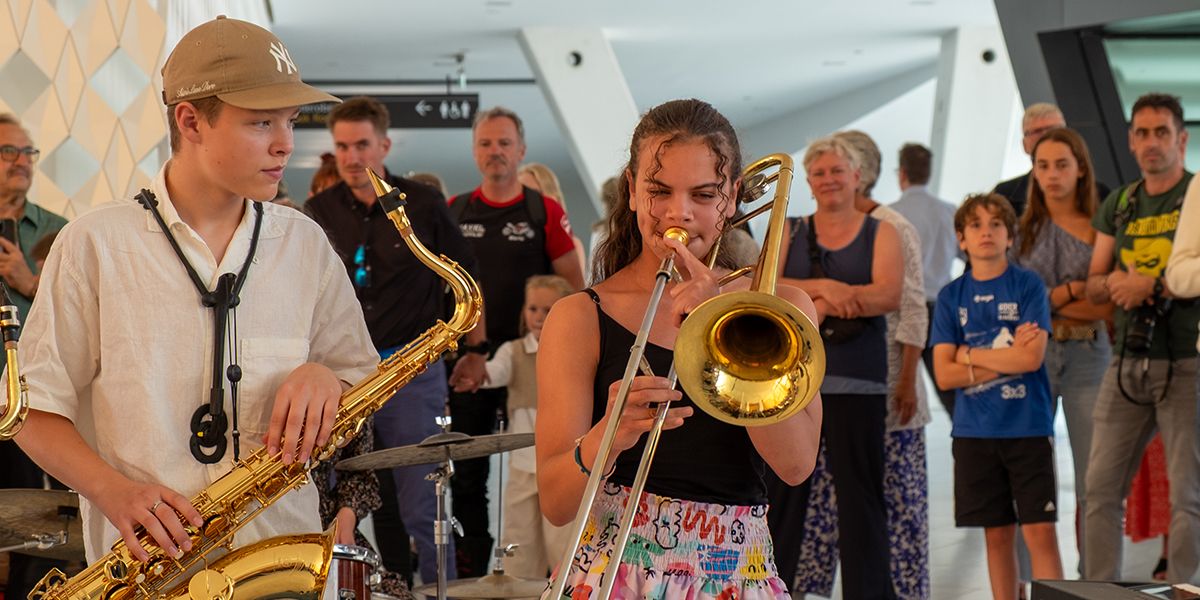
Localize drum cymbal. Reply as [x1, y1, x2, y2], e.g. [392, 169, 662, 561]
[0, 489, 84, 560]
[337, 432, 534, 472]
[414, 572, 547, 599]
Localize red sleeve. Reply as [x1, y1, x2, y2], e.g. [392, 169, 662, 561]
[542, 196, 576, 261]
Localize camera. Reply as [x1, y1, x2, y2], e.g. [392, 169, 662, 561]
[1126, 298, 1171, 354]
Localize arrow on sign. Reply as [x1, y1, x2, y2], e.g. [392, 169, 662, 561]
[415, 100, 432, 117]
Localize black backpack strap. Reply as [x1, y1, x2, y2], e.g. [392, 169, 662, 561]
[1112, 179, 1143, 232]
[450, 192, 472, 222]
[805, 215, 826, 279]
[523, 186, 547, 230]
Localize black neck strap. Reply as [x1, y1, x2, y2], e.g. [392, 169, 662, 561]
[135, 190, 264, 464]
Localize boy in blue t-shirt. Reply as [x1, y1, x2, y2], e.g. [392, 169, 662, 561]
[930, 193, 1063, 599]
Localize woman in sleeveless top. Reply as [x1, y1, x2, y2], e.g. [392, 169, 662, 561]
[535, 99, 823, 600]
[1013, 127, 1114, 575]
[767, 135, 903, 600]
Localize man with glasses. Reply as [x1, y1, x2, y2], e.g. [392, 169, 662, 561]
[305, 96, 483, 585]
[0, 113, 70, 598]
[993, 103, 1111, 216]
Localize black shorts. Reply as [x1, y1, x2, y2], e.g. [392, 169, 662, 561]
[953, 436, 1057, 528]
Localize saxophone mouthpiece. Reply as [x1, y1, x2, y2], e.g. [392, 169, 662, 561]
[365, 168, 407, 212]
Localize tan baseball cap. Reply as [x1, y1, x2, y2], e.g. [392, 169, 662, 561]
[161, 15, 339, 110]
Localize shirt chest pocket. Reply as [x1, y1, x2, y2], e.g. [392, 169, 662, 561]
[236, 337, 312, 437]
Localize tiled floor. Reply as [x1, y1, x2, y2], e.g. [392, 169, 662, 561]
[812, 376, 1164, 599]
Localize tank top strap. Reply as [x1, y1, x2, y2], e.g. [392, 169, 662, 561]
[582, 288, 608, 362]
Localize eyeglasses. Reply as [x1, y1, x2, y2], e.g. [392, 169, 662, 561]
[0, 145, 40, 163]
[353, 244, 371, 289]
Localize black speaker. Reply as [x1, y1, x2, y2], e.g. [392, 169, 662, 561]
[1033, 580, 1184, 600]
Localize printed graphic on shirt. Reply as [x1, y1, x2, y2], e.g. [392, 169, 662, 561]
[461, 223, 485, 239]
[958, 307, 968, 326]
[502, 221, 536, 242]
[1119, 235, 1173, 277]
[1122, 209, 1180, 238]
[998, 302, 1019, 321]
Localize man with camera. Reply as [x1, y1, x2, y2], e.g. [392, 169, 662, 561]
[1084, 93, 1199, 585]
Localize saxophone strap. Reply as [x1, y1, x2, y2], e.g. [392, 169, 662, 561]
[135, 190, 264, 464]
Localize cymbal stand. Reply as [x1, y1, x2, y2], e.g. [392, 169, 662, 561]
[0, 504, 76, 554]
[0, 531, 66, 554]
[491, 413, 518, 576]
[429, 415, 463, 600]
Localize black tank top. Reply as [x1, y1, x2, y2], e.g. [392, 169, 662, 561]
[585, 289, 768, 505]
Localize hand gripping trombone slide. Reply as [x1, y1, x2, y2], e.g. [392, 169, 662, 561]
[29, 169, 483, 600]
[548, 153, 826, 600]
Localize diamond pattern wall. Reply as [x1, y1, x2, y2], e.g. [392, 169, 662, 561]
[1, 0, 166, 216]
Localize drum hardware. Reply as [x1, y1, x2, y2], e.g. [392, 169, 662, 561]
[323, 543, 383, 600]
[0, 489, 82, 561]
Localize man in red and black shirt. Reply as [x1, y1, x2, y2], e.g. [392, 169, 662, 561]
[447, 106, 583, 576]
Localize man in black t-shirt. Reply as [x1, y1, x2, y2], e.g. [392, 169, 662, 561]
[446, 106, 583, 576]
[306, 97, 485, 584]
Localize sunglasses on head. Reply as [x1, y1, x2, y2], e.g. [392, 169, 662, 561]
[354, 244, 371, 289]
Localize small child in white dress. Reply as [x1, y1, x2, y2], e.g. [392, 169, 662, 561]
[482, 274, 574, 578]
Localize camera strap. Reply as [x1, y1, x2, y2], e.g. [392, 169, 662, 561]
[135, 190, 264, 463]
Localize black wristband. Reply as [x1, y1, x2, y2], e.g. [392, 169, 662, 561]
[461, 340, 491, 355]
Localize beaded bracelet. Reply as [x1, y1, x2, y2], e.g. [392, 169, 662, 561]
[573, 435, 616, 478]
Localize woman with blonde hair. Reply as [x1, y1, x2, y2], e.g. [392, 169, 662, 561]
[519, 163, 587, 275]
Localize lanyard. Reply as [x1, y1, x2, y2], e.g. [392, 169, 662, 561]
[135, 190, 263, 463]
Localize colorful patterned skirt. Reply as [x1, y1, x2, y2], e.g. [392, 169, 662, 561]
[545, 481, 790, 600]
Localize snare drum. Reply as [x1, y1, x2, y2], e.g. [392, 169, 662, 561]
[324, 543, 382, 600]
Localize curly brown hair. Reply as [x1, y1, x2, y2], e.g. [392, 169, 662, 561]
[591, 99, 743, 281]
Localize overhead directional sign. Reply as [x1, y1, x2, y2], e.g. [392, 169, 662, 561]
[296, 94, 480, 129]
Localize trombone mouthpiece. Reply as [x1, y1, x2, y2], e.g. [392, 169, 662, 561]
[663, 227, 690, 246]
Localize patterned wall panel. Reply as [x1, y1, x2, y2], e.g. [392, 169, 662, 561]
[0, 0, 168, 219]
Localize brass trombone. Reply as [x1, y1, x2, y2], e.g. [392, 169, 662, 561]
[547, 153, 825, 600]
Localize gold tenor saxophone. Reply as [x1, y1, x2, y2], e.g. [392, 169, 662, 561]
[30, 169, 483, 599]
[0, 283, 29, 441]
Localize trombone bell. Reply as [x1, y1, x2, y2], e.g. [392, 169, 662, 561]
[676, 291, 824, 426]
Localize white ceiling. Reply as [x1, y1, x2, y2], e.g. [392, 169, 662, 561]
[271, 0, 1000, 223]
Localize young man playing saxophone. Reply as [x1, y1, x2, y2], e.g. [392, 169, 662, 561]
[10, 16, 377, 565]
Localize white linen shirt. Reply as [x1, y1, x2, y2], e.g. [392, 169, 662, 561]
[18, 165, 379, 562]
[1166, 175, 1200, 352]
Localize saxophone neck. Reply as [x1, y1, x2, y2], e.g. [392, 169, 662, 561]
[0, 290, 27, 440]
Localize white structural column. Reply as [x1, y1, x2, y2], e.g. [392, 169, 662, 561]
[519, 28, 639, 212]
[929, 26, 1022, 204]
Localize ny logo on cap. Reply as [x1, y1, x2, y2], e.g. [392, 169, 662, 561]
[268, 41, 298, 75]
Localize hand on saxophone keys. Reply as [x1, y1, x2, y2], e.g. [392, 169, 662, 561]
[92, 476, 203, 562]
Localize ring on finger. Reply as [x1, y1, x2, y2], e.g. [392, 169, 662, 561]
[150, 500, 163, 512]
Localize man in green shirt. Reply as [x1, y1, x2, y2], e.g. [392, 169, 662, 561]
[1084, 93, 1199, 585]
[0, 112, 70, 598]
[0, 114, 68, 319]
